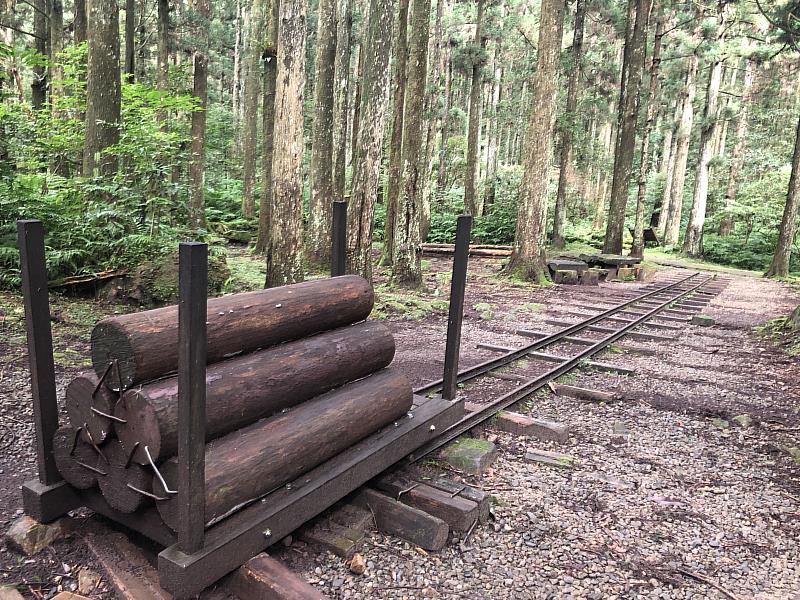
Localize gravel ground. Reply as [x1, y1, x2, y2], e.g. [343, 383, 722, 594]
[1, 257, 799, 600]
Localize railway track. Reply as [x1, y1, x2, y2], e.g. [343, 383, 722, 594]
[409, 271, 725, 461]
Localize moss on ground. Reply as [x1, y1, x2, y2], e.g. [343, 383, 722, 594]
[371, 284, 449, 321]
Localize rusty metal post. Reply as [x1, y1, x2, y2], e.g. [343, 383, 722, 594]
[331, 200, 347, 277]
[177, 242, 207, 554]
[441, 215, 472, 400]
[17, 220, 61, 486]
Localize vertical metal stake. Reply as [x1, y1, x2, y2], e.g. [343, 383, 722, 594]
[331, 200, 347, 277]
[442, 215, 472, 400]
[177, 242, 208, 554]
[17, 220, 61, 486]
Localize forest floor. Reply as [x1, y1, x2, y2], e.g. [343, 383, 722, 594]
[0, 248, 799, 599]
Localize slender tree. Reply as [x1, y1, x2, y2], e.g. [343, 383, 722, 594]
[332, 0, 352, 203]
[75, 0, 88, 44]
[125, 0, 135, 81]
[83, 0, 121, 177]
[31, 0, 46, 110]
[464, 0, 486, 216]
[683, 1, 726, 257]
[603, 0, 652, 254]
[157, 0, 170, 94]
[308, 0, 337, 265]
[266, 0, 306, 287]
[241, 0, 264, 218]
[346, 0, 396, 278]
[383, 0, 409, 265]
[393, 0, 431, 287]
[766, 115, 800, 277]
[505, 0, 566, 281]
[551, 0, 586, 248]
[187, 0, 210, 229]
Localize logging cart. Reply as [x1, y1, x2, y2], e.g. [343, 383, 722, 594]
[15, 210, 474, 598]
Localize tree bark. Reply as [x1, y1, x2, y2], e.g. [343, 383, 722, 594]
[484, 56, 503, 207]
[630, 10, 664, 258]
[124, 0, 135, 81]
[157, 0, 170, 94]
[31, 0, 47, 110]
[74, 0, 87, 43]
[504, 0, 566, 282]
[464, 0, 486, 216]
[255, 0, 279, 254]
[664, 50, 698, 246]
[603, 0, 652, 254]
[436, 39, 452, 191]
[117, 323, 396, 465]
[346, 0, 396, 279]
[393, 0, 432, 288]
[383, 0, 410, 266]
[719, 58, 755, 236]
[308, 0, 337, 266]
[154, 368, 412, 530]
[332, 0, 352, 203]
[551, 0, 586, 248]
[241, 0, 264, 219]
[682, 2, 725, 258]
[266, 0, 306, 287]
[83, 0, 121, 177]
[766, 114, 800, 278]
[655, 96, 681, 234]
[187, 0, 209, 229]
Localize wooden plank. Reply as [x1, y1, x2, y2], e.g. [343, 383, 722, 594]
[373, 474, 479, 531]
[542, 320, 674, 342]
[442, 215, 472, 400]
[353, 489, 449, 550]
[80, 489, 176, 547]
[549, 383, 621, 403]
[493, 412, 569, 442]
[423, 478, 491, 524]
[177, 242, 208, 554]
[330, 201, 347, 277]
[157, 395, 464, 597]
[17, 220, 61, 486]
[230, 554, 330, 600]
[476, 344, 635, 375]
[299, 520, 363, 558]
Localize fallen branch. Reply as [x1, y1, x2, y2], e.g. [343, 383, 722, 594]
[677, 567, 740, 600]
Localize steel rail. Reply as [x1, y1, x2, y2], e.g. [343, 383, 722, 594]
[407, 274, 717, 462]
[414, 271, 704, 396]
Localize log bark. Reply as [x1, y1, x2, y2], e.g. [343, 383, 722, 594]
[53, 426, 102, 490]
[91, 275, 374, 389]
[96, 439, 154, 513]
[115, 322, 395, 464]
[154, 368, 413, 529]
[65, 372, 118, 444]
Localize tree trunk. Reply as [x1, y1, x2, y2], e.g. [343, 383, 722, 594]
[124, 0, 135, 81]
[664, 50, 698, 246]
[255, 0, 279, 254]
[655, 96, 681, 233]
[232, 0, 243, 138]
[719, 58, 755, 236]
[682, 3, 725, 258]
[603, 0, 652, 254]
[157, 0, 170, 94]
[551, 0, 586, 248]
[766, 114, 800, 278]
[31, 0, 47, 110]
[75, 0, 87, 43]
[308, 0, 337, 266]
[346, 0, 396, 279]
[484, 56, 502, 207]
[464, 0, 486, 216]
[116, 323, 396, 465]
[49, 0, 66, 174]
[241, 0, 264, 219]
[83, 0, 121, 177]
[392, 0, 431, 288]
[332, 0, 352, 203]
[350, 43, 363, 169]
[135, 5, 147, 82]
[436, 41, 452, 191]
[266, 0, 306, 287]
[504, 0, 566, 282]
[630, 11, 664, 258]
[382, 0, 409, 266]
[187, 0, 210, 229]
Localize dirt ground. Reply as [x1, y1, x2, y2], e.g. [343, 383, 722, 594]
[0, 254, 799, 599]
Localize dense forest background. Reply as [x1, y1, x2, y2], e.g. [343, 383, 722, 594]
[0, 0, 799, 293]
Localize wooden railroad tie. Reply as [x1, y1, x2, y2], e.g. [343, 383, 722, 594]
[476, 343, 635, 375]
[542, 319, 674, 343]
[548, 383, 623, 403]
[515, 330, 657, 356]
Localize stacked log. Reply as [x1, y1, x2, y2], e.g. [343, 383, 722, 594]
[50, 276, 411, 529]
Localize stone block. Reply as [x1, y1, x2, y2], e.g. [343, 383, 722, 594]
[524, 449, 577, 469]
[691, 314, 715, 327]
[5, 515, 68, 556]
[579, 270, 599, 286]
[0, 588, 25, 600]
[494, 412, 569, 443]
[440, 438, 497, 475]
[51, 594, 91, 600]
[552, 270, 579, 285]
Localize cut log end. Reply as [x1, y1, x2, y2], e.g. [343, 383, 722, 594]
[114, 389, 161, 466]
[91, 321, 138, 391]
[65, 372, 118, 443]
[52, 426, 101, 490]
[96, 439, 154, 513]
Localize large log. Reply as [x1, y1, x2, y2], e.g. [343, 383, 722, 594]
[154, 368, 413, 530]
[91, 275, 374, 390]
[115, 322, 396, 465]
[96, 439, 154, 513]
[52, 426, 102, 489]
[65, 372, 118, 444]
